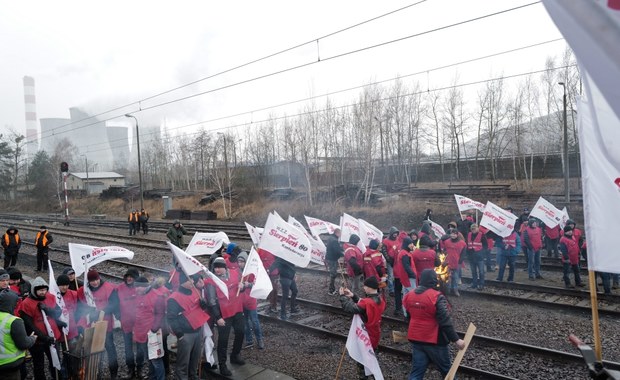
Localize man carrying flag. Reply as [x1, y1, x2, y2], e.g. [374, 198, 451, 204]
[340, 276, 386, 380]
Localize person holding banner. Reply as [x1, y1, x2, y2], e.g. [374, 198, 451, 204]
[494, 230, 521, 283]
[326, 228, 344, 296]
[442, 229, 467, 297]
[344, 234, 364, 295]
[403, 269, 465, 380]
[55, 274, 79, 344]
[339, 276, 386, 380]
[167, 271, 211, 380]
[62, 268, 82, 291]
[205, 257, 246, 377]
[268, 257, 299, 321]
[237, 252, 265, 350]
[19, 277, 64, 380]
[76, 269, 119, 379]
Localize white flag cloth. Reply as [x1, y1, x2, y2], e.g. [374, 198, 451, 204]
[185, 232, 230, 257]
[241, 247, 273, 299]
[245, 222, 263, 246]
[560, 207, 570, 229]
[529, 197, 563, 228]
[41, 309, 62, 370]
[428, 220, 446, 238]
[47, 262, 69, 336]
[340, 213, 366, 251]
[258, 213, 312, 267]
[578, 95, 620, 273]
[304, 215, 339, 237]
[68, 243, 135, 277]
[345, 315, 384, 380]
[202, 323, 216, 366]
[358, 219, 383, 247]
[454, 194, 486, 213]
[480, 201, 518, 238]
[167, 242, 229, 298]
[542, 0, 620, 120]
[288, 216, 326, 265]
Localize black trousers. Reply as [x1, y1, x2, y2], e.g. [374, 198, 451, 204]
[37, 250, 49, 271]
[30, 343, 57, 380]
[4, 253, 17, 269]
[217, 312, 245, 364]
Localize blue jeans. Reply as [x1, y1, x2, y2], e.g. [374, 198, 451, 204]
[280, 277, 298, 316]
[244, 308, 263, 344]
[401, 278, 416, 314]
[526, 249, 541, 278]
[486, 247, 495, 270]
[449, 269, 460, 290]
[137, 342, 164, 380]
[470, 258, 485, 288]
[496, 255, 515, 281]
[409, 343, 451, 380]
[387, 264, 395, 293]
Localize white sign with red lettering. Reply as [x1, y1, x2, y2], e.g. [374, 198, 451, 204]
[244, 222, 263, 246]
[454, 194, 486, 212]
[358, 219, 383, 247]
[480, 201, 518, 237]
[560, 207, 570, 229]
[69, 243, 135, 276]
[429, 220, 446, 238]
[529, 197, 563, 228]
[346, 314, 384, 380]
[241, 247, 273, 299]
[288, 216, 326, 265]
[185, 232, 230, 256]
[167, 242, 229, 299]
[340, 213, 361, 244]
[304, 215, 339, 237]
[258, 213, 312, 267]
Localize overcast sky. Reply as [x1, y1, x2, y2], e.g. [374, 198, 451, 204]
[0, 0, 565, 151]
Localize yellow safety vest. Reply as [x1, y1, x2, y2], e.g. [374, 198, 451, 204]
[0, 312, 26, 366]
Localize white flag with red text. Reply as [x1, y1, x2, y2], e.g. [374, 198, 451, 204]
[185, 232, 230, 257]
[241, 247, 273, 299]
[245, 222, 263, 246]
[304, 215, 339, 237]
[340, 213, 366, 251]
[529, 197, 563, 228]
[68, 243, 134, 277]
[358, 219, 383, 247]
[41, 309, 62, 370]
[346, 314, 384, 380]
[167, 242, 229, 298]
[288, 216, 326, 265]
[258, 213, 312, 267]
[47, 262, 69, 336]
[428, 220, 446, 238]
[480, 201, 518, 238]
[560, 207, 570, 229]
[454, 194, 486, 213]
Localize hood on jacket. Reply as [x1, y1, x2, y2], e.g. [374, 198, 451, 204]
[401, 237, 414, 251]
[6, 226, 18, 234]
[0, 291, 18, 313]
[419, 269, 439, 289]
[388, 227, 399, 238]
[419, 235, 435, 248]
[31, 276, 48, 300]
[420, 223, 431, 235]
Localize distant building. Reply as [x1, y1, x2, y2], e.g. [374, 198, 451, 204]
[67, 171, 125, 195]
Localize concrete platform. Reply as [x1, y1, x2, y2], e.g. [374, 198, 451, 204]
[204, 362, 296, 379]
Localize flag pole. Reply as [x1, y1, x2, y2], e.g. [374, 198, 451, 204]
[334, 343, 348, 380]
[588, 269, 602, 361]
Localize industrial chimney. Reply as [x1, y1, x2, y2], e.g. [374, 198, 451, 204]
[23, 76, 39, 152]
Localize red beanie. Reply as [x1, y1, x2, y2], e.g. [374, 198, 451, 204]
[87, 269, 100, 281]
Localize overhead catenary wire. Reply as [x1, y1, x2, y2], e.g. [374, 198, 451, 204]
[37, 1, 542, 142]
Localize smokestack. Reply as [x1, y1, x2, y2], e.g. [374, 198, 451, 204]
[23, 76, 39, 152]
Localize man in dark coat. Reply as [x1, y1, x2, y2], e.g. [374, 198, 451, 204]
[2, 227, 21, 269]
[325, 228, 343, 296]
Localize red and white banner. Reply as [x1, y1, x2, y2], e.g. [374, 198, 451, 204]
[48, 262, 69, 336]
[454, 194, 486, 213]
[428, 220, 446, 238]
[480, 201, 518, 238]
[167, 242, 228, 298]
[578, 96, 620, 273]
[304, 215, 339, 237]
[359, 219, 383, 247]
[529, 197, 563, 228]
[258, 213, 312, 267]
[339, 213, 361, 244]
[560, 207, 570, 229]
[41, 308, 61, 370]
[185, 232, 230, 257]
[202, 323, 216, 366]
[241, 247, 273, 299]
[245, 222, 263, 246]
[346, 314, 384, 380]
[288, 216, 326, 265]
[68, 243, 134, 277]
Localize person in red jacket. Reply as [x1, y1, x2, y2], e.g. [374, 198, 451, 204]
[403, 269, 465, 380]
[381, 227, 401, 297]
[339, 276, 386, 380]
[205, 257, 246, 377]
[522, 218, 544, 280]
[77, 269, 118, 379]
[411, 235, 439, 287]
[466, 224, 488, 290]
[110, 268, 140, 379]
[257, 248, 279, 313]
[442, 229, 467, 296]
[394, 237, 417, 316]
[56, 274, 79, 346]
[343, 234, 364, 295]
[19, 277, 64, 380]
[544, 223, 562, 258]
[133, 276, 166, 380]
[363, 239, 387, 286]
[237, 252, 265, 350]
[559, 226, 584, 288]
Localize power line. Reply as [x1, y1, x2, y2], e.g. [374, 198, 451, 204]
[77, 38, 566, 153]
[81, 63, 577, 156]
[38, 1, 541, 141]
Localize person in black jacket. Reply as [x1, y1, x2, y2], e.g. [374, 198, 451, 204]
[34, 226, 53, 272]
[269, 257, 298, 321]
[2, 227, 21, 269]
[0, 291, 37, 380]
[325, 228, 343, 296]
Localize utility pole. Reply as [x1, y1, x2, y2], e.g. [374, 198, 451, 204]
[558, 82, 570, 204]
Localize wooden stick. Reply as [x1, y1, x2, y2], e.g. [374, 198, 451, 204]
[445, 323, 476, 380]
[337, 260, 348, 288]
[588, 270, 602, 361]
[334, 342, 348, 380]
[168, 268, 176, 284]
